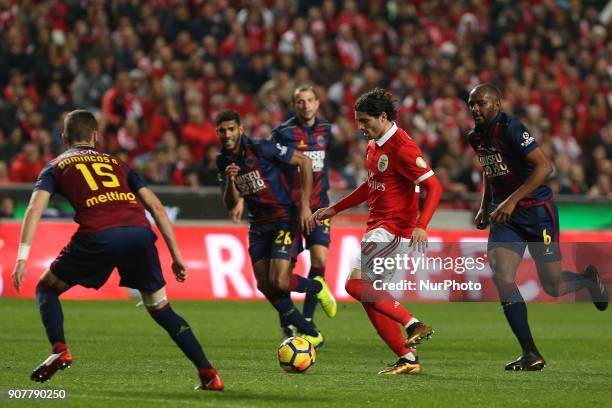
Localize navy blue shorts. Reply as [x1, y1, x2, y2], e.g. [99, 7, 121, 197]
[50, 226, 166, 292]
[248, 219, 303, 263]
[488, 202, 561, 263]
[304, 217, 331, 249]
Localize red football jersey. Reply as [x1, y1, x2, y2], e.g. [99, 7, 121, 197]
[365, 124, 434, 238]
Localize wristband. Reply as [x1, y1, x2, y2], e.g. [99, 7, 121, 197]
[17, 243, 30, 261]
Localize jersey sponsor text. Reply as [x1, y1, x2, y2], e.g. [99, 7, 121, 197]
[235, 169, 266, 194]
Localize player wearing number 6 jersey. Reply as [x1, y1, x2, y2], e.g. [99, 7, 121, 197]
[11, 110, 224, 391]
[467, 84, 608, 371]
[312, 88, 443, 375]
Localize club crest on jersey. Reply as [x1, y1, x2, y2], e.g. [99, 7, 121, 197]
[520, 131, 535, 147]
[377, 154, 389, 172]
[244, 156, 255, 168]
[416, 157, 427, 169]
[298, 140, 307, 148]
[276, 143, 288, 156]
[317, 135, 325, 147]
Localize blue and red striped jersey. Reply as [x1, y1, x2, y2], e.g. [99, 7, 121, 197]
[216, 135, 297, 224]
[34, 146, 149, 234]
[271, 116, 331, 209]
[467, 112, 552, 209]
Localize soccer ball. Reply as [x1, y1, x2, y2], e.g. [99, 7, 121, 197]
[277, 336, 316, 373]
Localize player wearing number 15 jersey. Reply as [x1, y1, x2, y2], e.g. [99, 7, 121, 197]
[11, 110, 223, 391]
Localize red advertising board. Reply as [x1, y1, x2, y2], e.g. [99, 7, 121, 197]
[1, 222, 610, 301]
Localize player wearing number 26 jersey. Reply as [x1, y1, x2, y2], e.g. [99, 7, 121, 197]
[12, 110, 223, 391]
[215, 110, 336, 350]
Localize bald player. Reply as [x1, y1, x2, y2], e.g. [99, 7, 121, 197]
[466, 84, 608, 371]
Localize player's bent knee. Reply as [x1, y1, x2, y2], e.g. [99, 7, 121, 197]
[489, 258, 508, 276]
[541, 281, 563, 297]
[141, 288, 168, 310]
[309, 246, 328, 268]
[256, 280, 274, 297]
[311, 260, 326, 269]
[271, 274, 290, 291]
[310, 255, 326, 269]
[344, 281, 356, 299]
[491, 272, 515, 289]
[35, 280, 56, 296]
[311, 261, 324, 269]
[39, 270, 71, 294]
[348, 268, 362, 280]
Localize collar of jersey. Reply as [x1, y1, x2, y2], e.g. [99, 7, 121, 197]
[295, 116, 319, 128]
[375, 122, 398, 147]
[70, 144, 95, 150]
[238, 135, 250, 157]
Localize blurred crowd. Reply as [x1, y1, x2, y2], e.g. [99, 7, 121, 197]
[0, 0, 610, 204]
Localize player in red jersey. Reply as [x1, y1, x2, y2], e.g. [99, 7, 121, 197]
[11, 110, 223, 391]
[313, 88, 443, 374]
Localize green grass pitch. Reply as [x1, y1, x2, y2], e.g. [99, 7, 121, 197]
[1, 299, 611, 407]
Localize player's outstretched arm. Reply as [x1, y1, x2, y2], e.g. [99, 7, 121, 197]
[491, 147, 552, 224]
[289, 151, 314, 234]
[137, 187, 187, 282]
[12, 190, 51, 292]
[311, 207, 336, 225]
[312, 181, 369, 225]
[332, 181, 369, 214]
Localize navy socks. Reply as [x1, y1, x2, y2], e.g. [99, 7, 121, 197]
[148, 303, 212, 369]
[36, 282, 65, 345]
[303, 267, 325, 321]
[499, 284, 539, 355]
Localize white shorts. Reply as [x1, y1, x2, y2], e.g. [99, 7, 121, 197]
[352, 227, 413, 282]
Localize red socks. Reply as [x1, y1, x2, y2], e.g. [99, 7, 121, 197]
[345, 278, 413, 325]
[362, 304, 414, 357]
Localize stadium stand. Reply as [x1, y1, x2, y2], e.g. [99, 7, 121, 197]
[0, 0, 610, 204]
